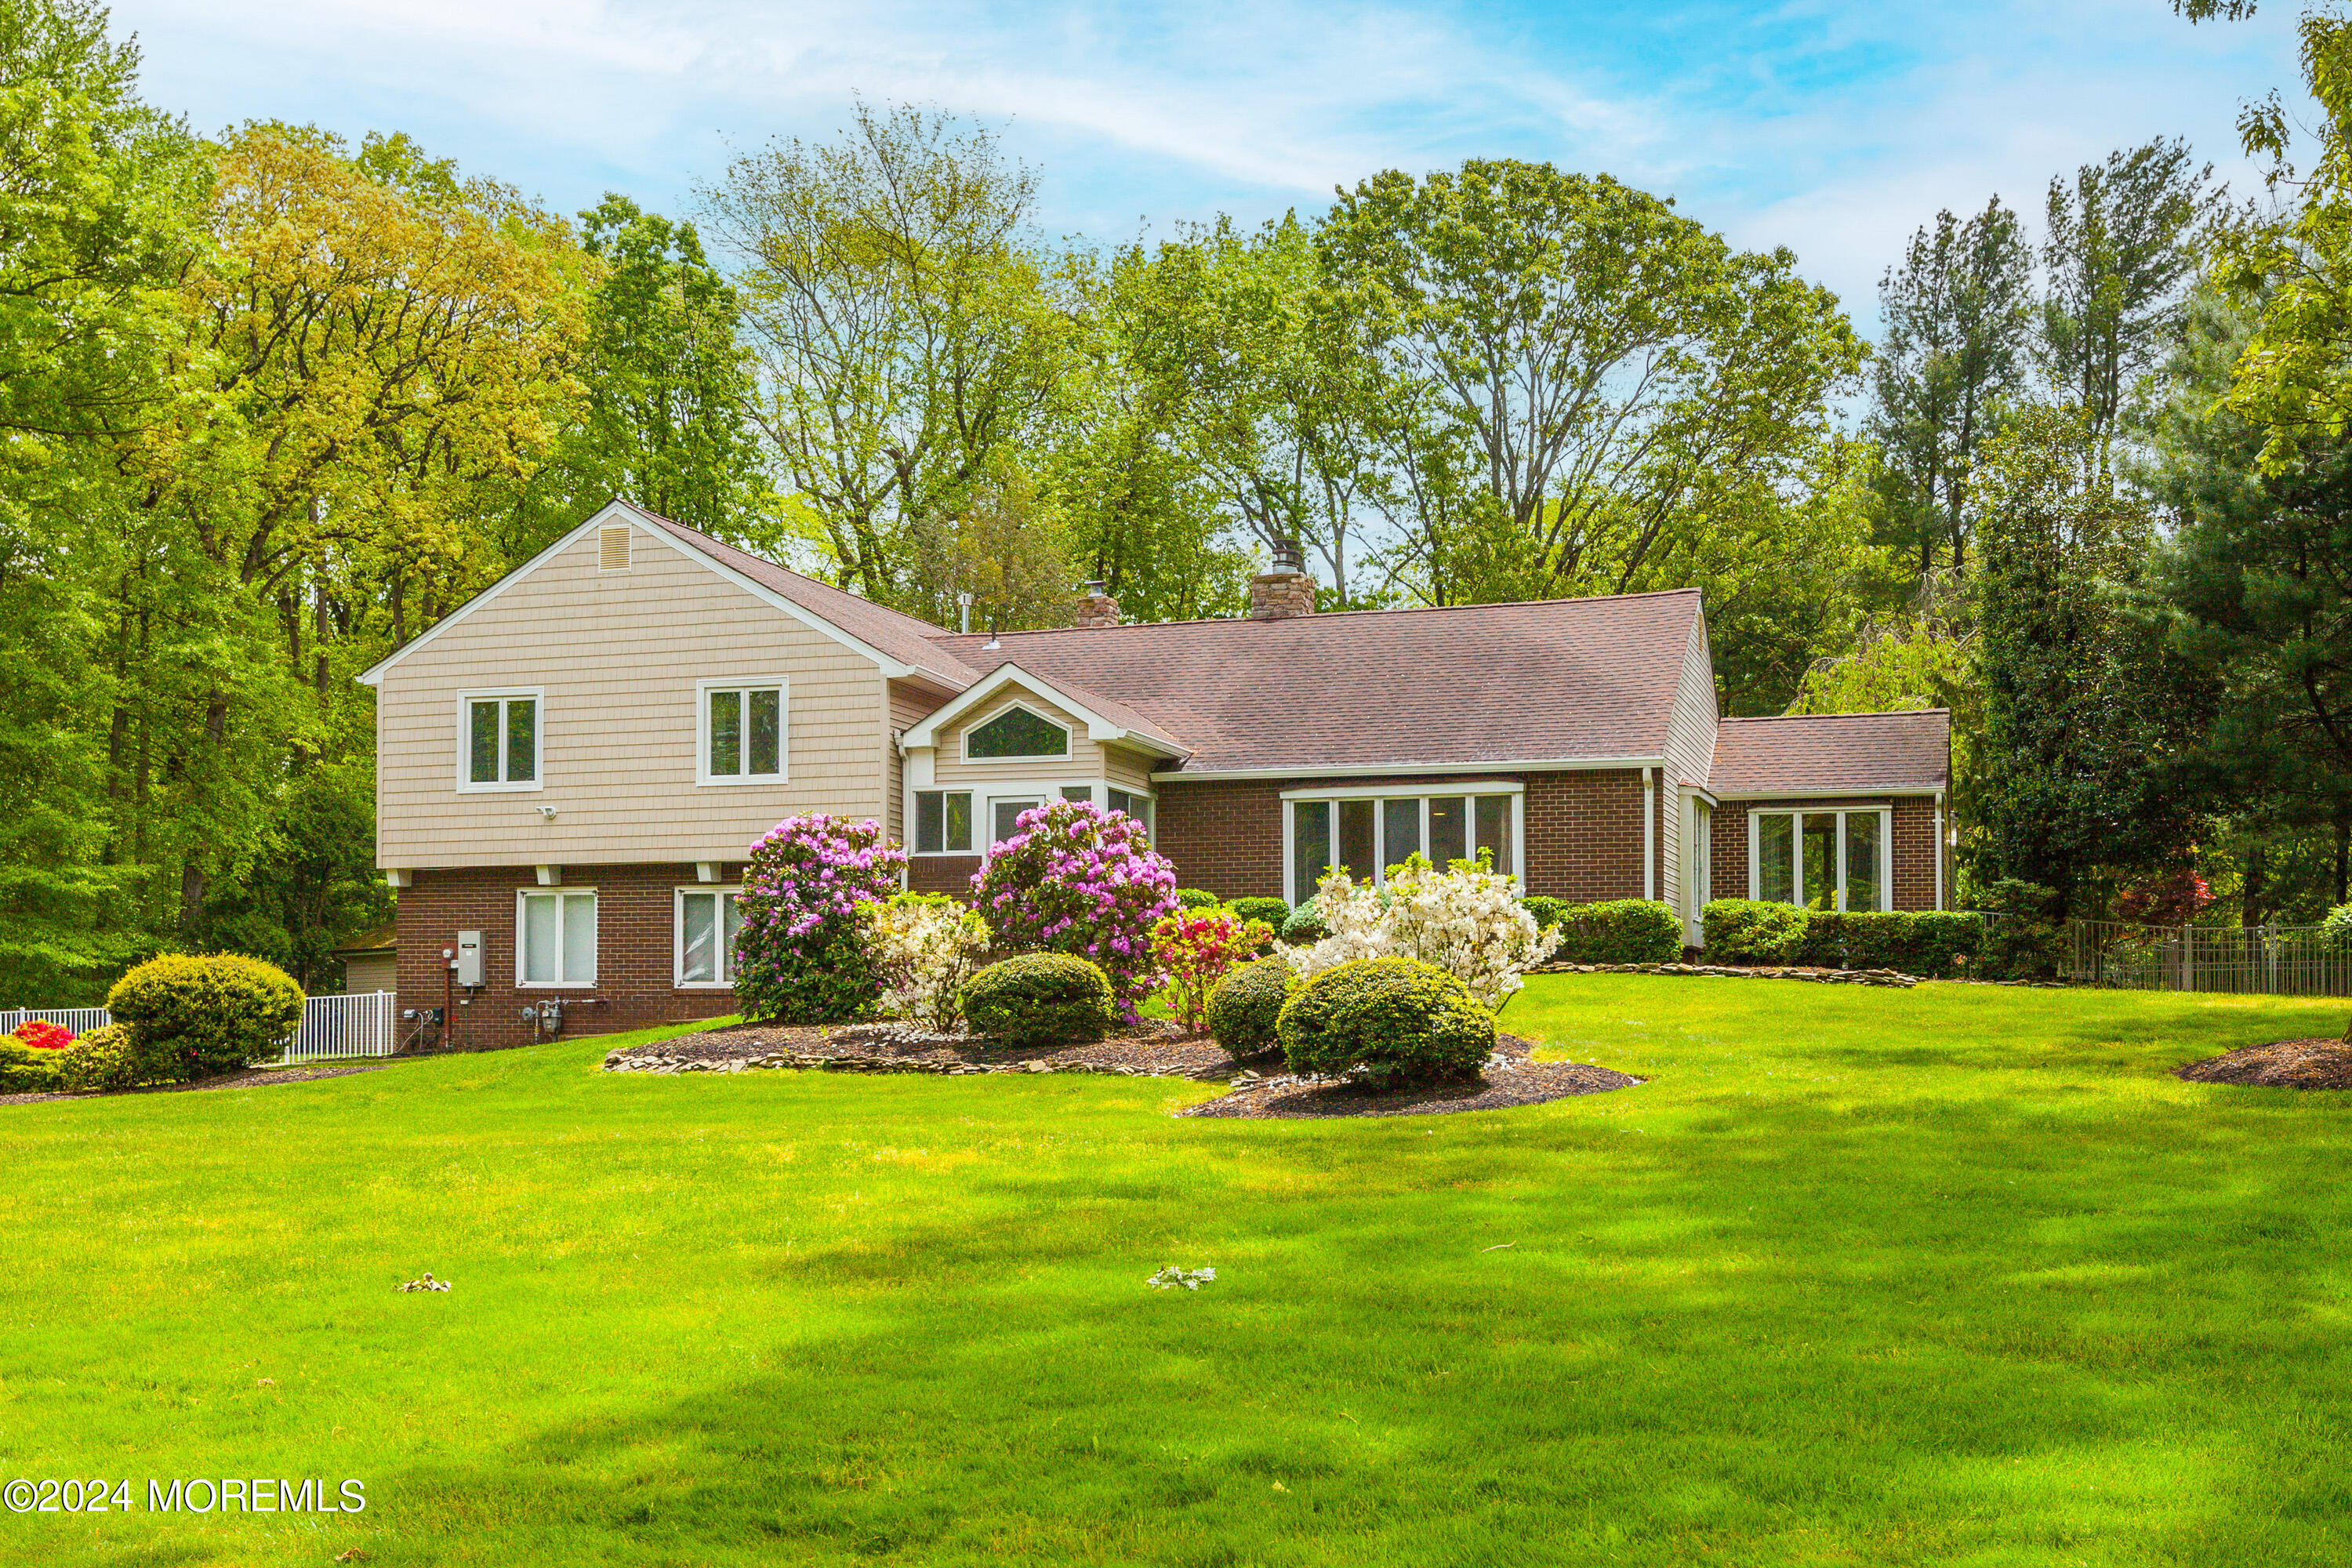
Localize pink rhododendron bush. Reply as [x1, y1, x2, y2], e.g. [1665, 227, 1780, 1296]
[1285, 855, 1560, 1010]
[1152, 908, 1276, 1033]
[735, 813, 908, 1023]
[971, 799, 1177, 1019]
[860, 892, 992, 1031]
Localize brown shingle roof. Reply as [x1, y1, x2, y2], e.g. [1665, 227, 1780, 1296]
[930, 591, 1703, 775]
[1708, 711, 1951, 797]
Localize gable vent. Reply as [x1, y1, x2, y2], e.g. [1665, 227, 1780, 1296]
[598, 524, 633, 572]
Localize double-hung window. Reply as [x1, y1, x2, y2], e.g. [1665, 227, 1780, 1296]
[676, 887, 743, 986]
[1750, 808, 1887, 912]
[517, 888, 597, 986]
[699, 678, 786, 784]
[1285, 787, 1521, 904]
[913, 790, 975, 854]
[461, 691, 540, 790]
[1107, 787, 1153, 841]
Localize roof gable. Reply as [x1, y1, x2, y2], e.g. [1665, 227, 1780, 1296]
[900, 662, 1189, 758]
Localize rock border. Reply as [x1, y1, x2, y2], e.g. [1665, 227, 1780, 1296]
[1534, 960, 1922, 988]
[602, 1046, 1236, 1082]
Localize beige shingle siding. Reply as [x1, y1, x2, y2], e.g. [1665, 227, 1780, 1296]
[887, 679, 955, 847]
[375, 523, 887, 869]
[1660, 608, 1719, 909]
[928, 690, 1117, 788]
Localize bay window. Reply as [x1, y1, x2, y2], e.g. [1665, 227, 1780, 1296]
[1749, 808, 1887, 912]
[1285, 786, 1522, 904]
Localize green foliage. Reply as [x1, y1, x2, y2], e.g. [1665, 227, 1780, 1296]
[1205, 956, 1294, 1060]
[0, 1037, 63, 1092]
[1174, 888, 1221, 910]
[53, 1020, 139, 1090]
[956, 954, 1117, 1048]
[1226, 897, 1290, 937]
[1521, 896, 1570, 931]
[1279, 903, 1332, 945]
[1702, 900, 1985, 976]
[1276, 956, 1495, 1087]
[105, 953, 303, 1083]
[1702, 900, 1815, 964]
[1546, 899, 1684, 964]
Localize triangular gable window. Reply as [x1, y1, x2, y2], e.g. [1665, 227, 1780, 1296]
[967, 703, 1069, 760]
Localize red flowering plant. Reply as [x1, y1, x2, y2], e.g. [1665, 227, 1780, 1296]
[1152, 909, 1276, 1033]
[11, 1019, 74, 1051]
[733, 813, 909, 1023]
[971, 799, 1178, 1021]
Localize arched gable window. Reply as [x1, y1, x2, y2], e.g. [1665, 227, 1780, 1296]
[965, 702, 1069, 760]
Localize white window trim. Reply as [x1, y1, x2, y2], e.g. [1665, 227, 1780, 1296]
[695, 676, 790, 787]
[1282, 784, 1526, 906]
[673, 886, 743, 989]
[906, 778, 1152, 855]
[1744, 807, 1893, 913]
[456, 687, 545, 794]
[514, 886, 597, 989]
[961, 699, 1073, 764]
[911, 788, 977, 856]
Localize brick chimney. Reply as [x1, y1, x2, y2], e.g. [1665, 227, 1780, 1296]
[1248, 539, 1316, 621]
[1073, 580, 1121, 629]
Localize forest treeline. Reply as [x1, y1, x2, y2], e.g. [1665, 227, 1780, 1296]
[2, 0, 2348, 1000]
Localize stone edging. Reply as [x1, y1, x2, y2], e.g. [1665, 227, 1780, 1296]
[603, 1049, 1232, 1081]
[1534, 961, 1920, 988]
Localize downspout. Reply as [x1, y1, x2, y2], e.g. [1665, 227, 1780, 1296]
[893, 728, 910, 891]
[1933, 789, 1945, 911]
[1642, 767, 1657, 903]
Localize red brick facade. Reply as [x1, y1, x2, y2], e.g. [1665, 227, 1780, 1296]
[1705, 796, 1944, 913]
[394, 863, 748, 1049]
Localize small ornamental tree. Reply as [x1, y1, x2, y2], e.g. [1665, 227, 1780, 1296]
[1284, 855, 1560, 1010]
[970, 799, 1178, 1019]
[1152, 909, 1275, 1033]
[860, 893, 992, 1031]
[735, 814, 908, 1023]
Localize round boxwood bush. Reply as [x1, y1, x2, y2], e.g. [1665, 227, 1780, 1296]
[107, 953, 303, 1083]
[0, 1038, 64, 1094]
[958, 954, 1118, 1047]
[56, 1022, 142, 1091]
[1206, 956, 1295, 1059]
[1228, 896, 1290, 935]
[1174, 887, 1221, 910]
[1276, 956, 1495, 1088]
[1279, 902, 1331, 945]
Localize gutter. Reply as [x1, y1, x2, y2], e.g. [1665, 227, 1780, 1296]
[1151, 755, 1668, 784]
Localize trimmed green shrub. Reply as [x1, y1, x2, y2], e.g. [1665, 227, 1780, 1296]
[1702, 899, 1812, 963]
[107, 953, 303, 1083]
[1206, 956, 1295, 1058]
[1276, 956, 1495, 1087]
[1227, 896, 1290, 931]
[56, 1022, 142, 1091]
[1548, 898, 1682, 964]
[1977, 919, 2066, 982]
[1521, 895, 1571, 931]
[1174, 888, 1221, 910]
[1279, 903, 1331, 945]
[957, 954, 1118, 1047]
[0, 1039, 63, 1093]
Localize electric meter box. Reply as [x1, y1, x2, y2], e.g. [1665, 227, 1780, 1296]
[454, 930, 484, 987]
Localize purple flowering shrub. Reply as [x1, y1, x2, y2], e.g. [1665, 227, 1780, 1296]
[734, 813, 909, 1023]
[969, 799, 1178, 1020]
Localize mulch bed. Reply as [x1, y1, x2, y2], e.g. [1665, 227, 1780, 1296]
[1181, 1033, 1642, 1120]
[0, 1058, 402, 1107]
[604, 1018, 1245, 1079]
[2175, 1037, 2352, 1090]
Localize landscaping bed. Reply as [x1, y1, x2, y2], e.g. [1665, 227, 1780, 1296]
[0, 1058, 401, 1107]
[2175, 1036, 2352, 1089]
[602, 1017, 1247, 1080]
[1181, 1032, 1642, 1119]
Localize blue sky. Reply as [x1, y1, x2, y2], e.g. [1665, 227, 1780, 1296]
[106, 0, 2303, 327]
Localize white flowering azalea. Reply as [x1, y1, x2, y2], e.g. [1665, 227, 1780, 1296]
[860, 896, 992, 1031]
[1282, 858, 1559, 1010]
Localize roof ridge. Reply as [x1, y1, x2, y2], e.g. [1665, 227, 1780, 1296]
[619, 500, 958, 640]
[1733, 708, 1953, 722]
[936, 585, 1702, 641]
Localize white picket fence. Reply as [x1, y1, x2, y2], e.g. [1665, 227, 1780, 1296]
[5, 993, 397, 1064]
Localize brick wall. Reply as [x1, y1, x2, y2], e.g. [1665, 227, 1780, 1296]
[395, 863, 746, 1048]
[908, 855, 982, 895]
[1152, 769, 1652, 903]
[1706, 797, 1943, 913]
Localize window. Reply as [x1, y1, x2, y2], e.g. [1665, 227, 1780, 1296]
[1749, 808, 1887, 912]
[699, 679, 786, 784]
[517, 889, 596, 986]
[1285, 788, 1520, 903]
[1107, 787, 1153, 840]
[914, 790, 974, 854]
[992, 797, 1043, 845]
[675, 888, 743, 986]
[1062, 785, 1094, 804]
[966, 704, 1069, 760]
[461, 691, 539, 790]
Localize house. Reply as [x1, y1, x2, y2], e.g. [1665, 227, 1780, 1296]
[358, 500, 1951, 1045]
[332, 928, 399, 995]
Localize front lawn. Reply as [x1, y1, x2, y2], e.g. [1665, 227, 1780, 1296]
[4, 978, 2350, 1565]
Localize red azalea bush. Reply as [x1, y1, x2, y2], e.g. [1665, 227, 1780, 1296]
[1152, 909, 1276, 1033]
[971, 799, 1178, 1020]
[2116, 868, 2215, 927]
[12, 1019, 75, 1051]
[734, 813, 909, 1023]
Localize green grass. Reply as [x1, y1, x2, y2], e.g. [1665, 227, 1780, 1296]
[5, 978, 2352, 1565]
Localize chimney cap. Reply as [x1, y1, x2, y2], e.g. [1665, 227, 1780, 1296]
[1269, 538, 1304, 573]
[1082, 579, 1107, 597]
